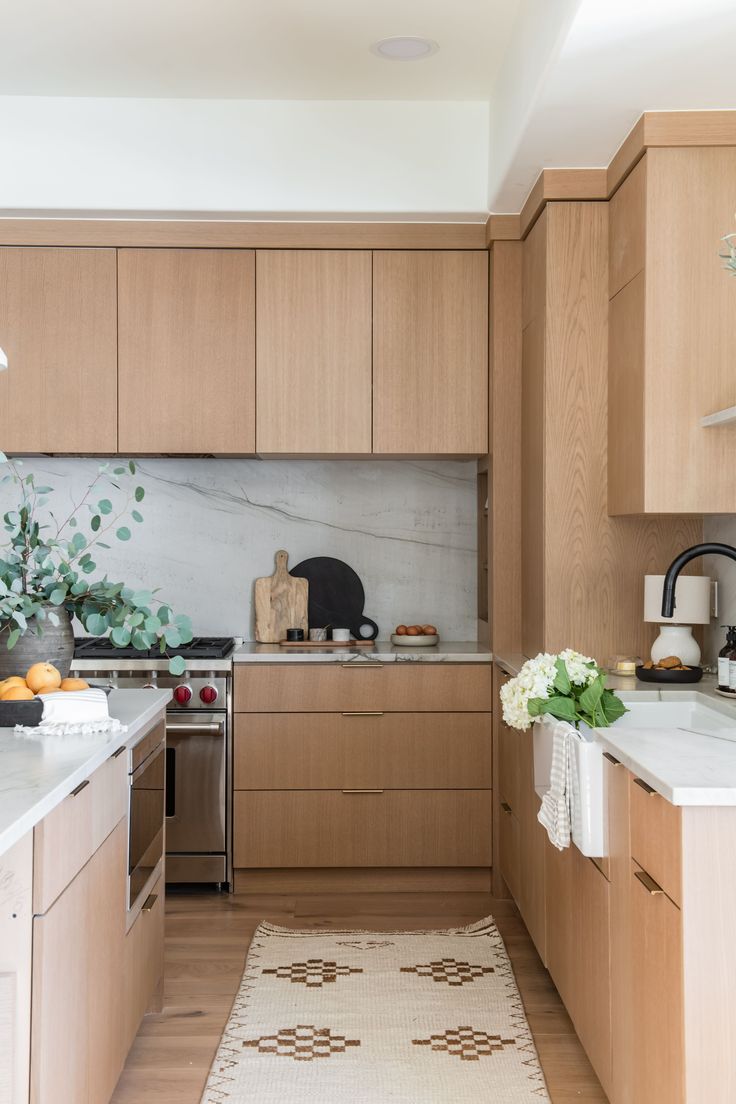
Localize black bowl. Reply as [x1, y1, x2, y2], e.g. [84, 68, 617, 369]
[635, 665, 703, 684]
[0, 697, 44, 727]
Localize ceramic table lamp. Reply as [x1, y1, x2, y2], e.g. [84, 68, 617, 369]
[644, 574, 711, 665]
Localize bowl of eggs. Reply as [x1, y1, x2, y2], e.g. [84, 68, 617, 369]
[391, 624, 439, 647]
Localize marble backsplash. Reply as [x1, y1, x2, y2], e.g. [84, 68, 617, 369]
[0, 458, 478, 641]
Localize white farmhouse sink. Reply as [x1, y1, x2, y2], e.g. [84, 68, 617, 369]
[532, 692, 736, 858]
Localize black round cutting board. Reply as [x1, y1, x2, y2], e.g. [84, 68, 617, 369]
[290, 557, 379, 640]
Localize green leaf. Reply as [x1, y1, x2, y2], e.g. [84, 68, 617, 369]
[116, 527, 131, 542]
[85, 612, 107, 636]
[579, 675, 605, 716]
[134, 486, 145, 502]
[49, 586, 67, 605]
[129, 611, 145, 627]
[110, 625, 132, 647]
[11, 611, 26, 630]
[90, 515, 101, 532]
[600, 692, 628, 725]
[144, 615, 161, 634]
[7, 627, 20, 650]
[98, 499, 113, 515]
[168, 655, 186, 676]
[128, 460, 136, 474]
[113, 467, 126, 475]
[163, 627, 181, 648]
[131, 509, 143, 523]
[553, 657, 571, 696]
[542, 695, 579, 723]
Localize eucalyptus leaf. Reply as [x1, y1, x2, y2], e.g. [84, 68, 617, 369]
[116, 527, 131, 542]
[134, 486, 145, 502]
[168, 655, 186, 676]
[98, 499, 113, 515]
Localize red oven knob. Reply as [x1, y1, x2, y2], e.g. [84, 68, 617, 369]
[173, 684, 192, 705]
[199, 685, 218, 704]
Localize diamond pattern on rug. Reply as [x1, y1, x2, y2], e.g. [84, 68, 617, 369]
[336, 940, 395, 949]
[401, 957, 495, 986]
[243, 1025, 361, 1061]
[413, 1026, 517, 1062]
[262, 959, 363, 987]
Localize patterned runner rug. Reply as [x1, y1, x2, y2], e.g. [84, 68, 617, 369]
[201, 916, 550, 1103]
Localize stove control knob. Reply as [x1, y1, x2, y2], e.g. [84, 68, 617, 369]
[173, 684, 192, 705]
[199, 685, 218, 705]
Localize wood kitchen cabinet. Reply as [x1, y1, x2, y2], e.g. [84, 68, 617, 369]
[0, 833, 33, 1104]
[0, 247, 118, 453]
[31, 818, 128, 1104]
[256, 250, 372, 454]
[372, 250, 488, 455]
[117, 248, 256, 454]
[609, 148, 736, 513]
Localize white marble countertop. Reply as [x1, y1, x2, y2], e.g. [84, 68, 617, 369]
[0, 688, 171, 858]
[233, 641, 492, 663]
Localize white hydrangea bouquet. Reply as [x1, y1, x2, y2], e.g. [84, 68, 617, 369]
[500, 648, 627, 732]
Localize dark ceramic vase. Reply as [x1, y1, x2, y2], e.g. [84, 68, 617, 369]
[0, 605, 75, 679]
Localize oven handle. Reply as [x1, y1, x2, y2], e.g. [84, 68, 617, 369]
[166, 721, 224, 736]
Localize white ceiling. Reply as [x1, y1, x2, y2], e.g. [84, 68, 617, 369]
[0, 0, 522, 100]
[491, 0, 736, 209]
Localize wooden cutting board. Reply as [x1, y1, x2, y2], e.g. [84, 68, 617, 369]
[254, 550, 309, 643]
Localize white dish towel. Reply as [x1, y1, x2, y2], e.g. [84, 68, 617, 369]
[14, 688, 127, 738]
[537, 718, 580, 850]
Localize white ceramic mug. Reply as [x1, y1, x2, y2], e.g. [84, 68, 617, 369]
[331, 628, 350, 642]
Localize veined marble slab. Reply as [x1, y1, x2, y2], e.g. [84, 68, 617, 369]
[233, 641, 492, 663]
[0, 689, 171, 858]
[0, 458, 478, 641]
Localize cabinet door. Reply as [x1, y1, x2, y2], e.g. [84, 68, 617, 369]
[517, 731, 546, 959]
[118, 249, 255, 453]
[256, 251, 372, 454]
[0, 833, 33, 1104]
[31, 819, 127, 1104]
[372, 251, 488, 455]
[629, 860, 684, 1104]
[0, 247, 117, 453]
[123, 873, 164, 1053]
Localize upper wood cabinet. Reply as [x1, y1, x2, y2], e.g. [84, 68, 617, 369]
[0, 247, 117, 454]
[118, 249, 256, 454]
[609, 148, 736, 514]
[256, 250, 372, 455]
[372, 251, 488, 455]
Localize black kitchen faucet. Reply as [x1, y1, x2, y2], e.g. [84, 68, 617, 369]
[661, 543, 736, 617]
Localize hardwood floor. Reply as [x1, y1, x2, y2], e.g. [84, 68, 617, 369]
[110, 889, 607, 1103]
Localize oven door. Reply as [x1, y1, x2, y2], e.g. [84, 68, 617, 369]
[128, 739, 165, 912]
[165, 712, 226, 856]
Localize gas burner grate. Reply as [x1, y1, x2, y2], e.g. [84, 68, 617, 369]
[73, 636, 235, 660]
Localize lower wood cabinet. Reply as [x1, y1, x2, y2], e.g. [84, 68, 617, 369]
[123, 873, 164, 1052]
[31, 818, 128, 1104]
[0, 833, 33, 1104]
[234, 790, 491, 868]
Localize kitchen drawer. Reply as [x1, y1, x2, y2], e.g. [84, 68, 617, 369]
[498, 717, 520, 814]
[234, 790, 492, 868]
[234, 712, 491, 790]
[34, 747, 127, 915]
[630, 773, 682, 906]
[123, 872, 164, 1053]
[234, 662, 491, 714]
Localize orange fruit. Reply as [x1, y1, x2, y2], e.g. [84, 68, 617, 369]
[26, 663, 61, 694]
[60, 678, 89, 692]
[35, 684, 62, 696]
[0, 676, 28, 691]
[1, 685, 35, 701]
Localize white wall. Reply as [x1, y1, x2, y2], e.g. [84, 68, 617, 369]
[0, 458, 478, 641]
[0, 96, 489, 213]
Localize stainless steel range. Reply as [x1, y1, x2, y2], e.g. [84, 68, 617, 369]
[72, 635, 234, 888]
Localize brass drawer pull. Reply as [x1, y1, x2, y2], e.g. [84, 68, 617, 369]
[634, 869, 664, 896]
[342, 789, 384, 794]
[500, 801, 512, 813]
[341, 711, 384, 717]
[633, 777, 657, 796]
[602, 751, 621, 765]
[70, 779, 90, 798]
[340, 663, 383, 668]
[111, 745, 127, 759]
[142, 893, 158, 912]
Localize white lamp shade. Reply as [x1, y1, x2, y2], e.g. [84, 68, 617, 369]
[644, 574, 711, 625]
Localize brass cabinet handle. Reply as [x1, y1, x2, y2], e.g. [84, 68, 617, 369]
[70, 779, 90, 798]
[602, 751, 621, 765]
[634, 868, 665, 896]
[341, 711, 384, 717]
[340, 663, 383, 668]
[342, 789, 385, 794]
[111, 745, 127, 759]
[500, 801, 512, 813]
[142, 893, 158, 912]
[633, 777, 657, 796]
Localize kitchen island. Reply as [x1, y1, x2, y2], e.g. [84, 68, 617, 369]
[0, 688, 170, 1104]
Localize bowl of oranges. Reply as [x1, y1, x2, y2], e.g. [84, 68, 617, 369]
[0, 663, 90, 726]
[391, 624, 439, 647]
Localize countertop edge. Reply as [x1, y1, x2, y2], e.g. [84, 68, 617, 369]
[232, 642, 492, 664]
[0, 689, 171, 858]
